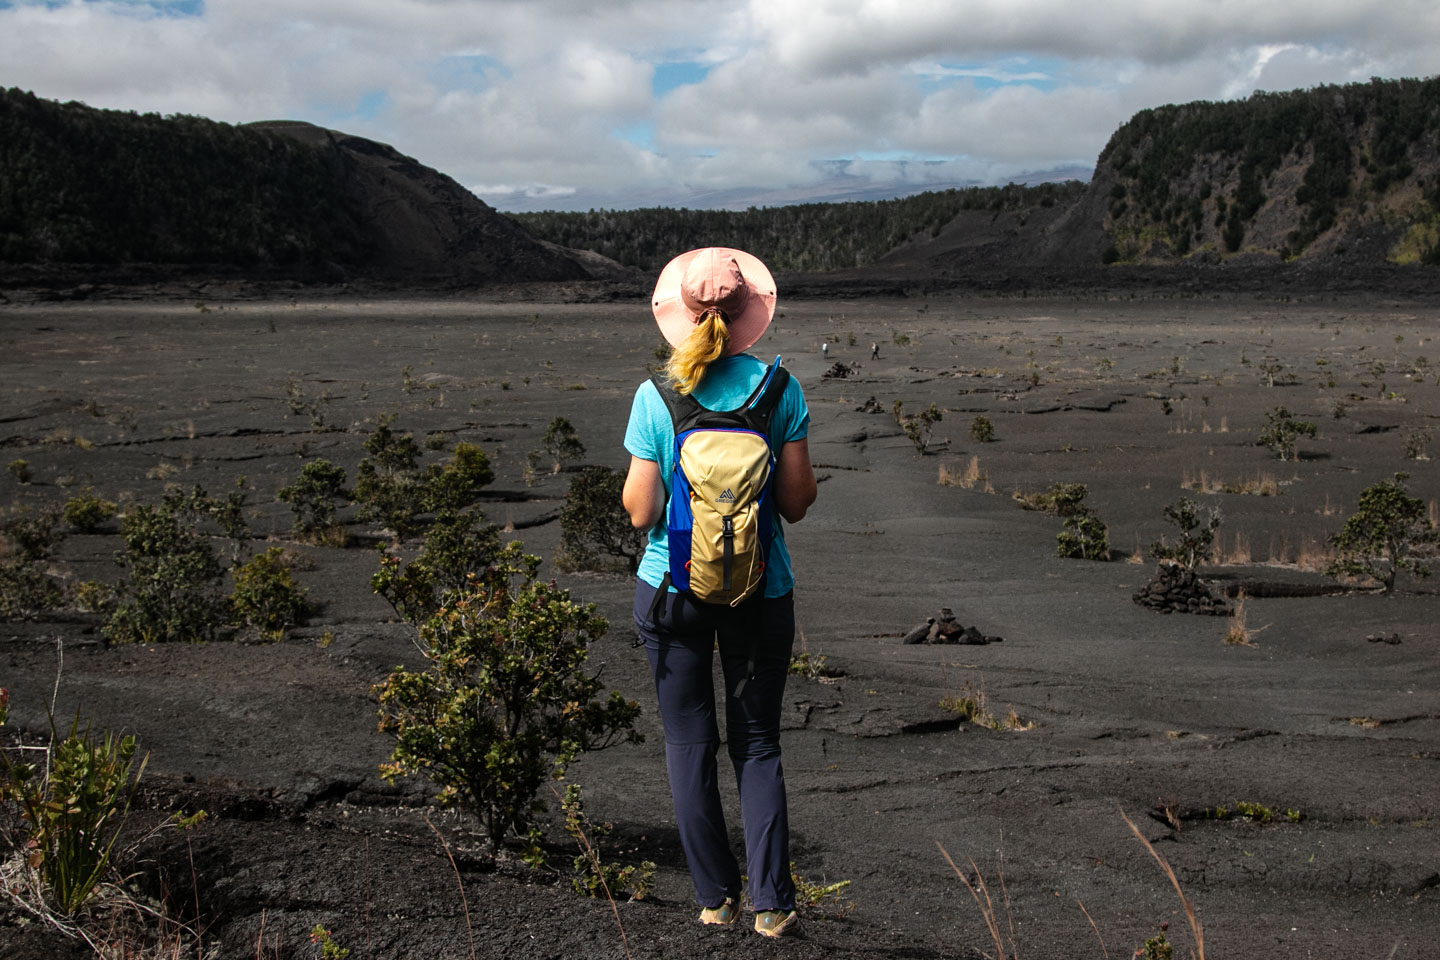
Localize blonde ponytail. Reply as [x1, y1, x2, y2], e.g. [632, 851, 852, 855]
[665, 307, 729, 395]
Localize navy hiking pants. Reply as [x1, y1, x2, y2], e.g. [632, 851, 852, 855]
[633, 580, 797, 912]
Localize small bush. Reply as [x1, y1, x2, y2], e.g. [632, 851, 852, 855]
[1403, 427, 1432, 460]
[557, 466, 643, 573]
[0, 506, 66, 620]
[372, 509, 501, 625]
[1327, 473, 1438, 592]
[354, 416, 494, 541]
[561, 783, 655, 901]
[278, 459, 350, 538]
[0, 708, 148, 917]
[1046, 484, 1109, 561]
[1149, 498, 1221, 571]
[969, 416, 995, 443]
[8, 459, 31, 484]
[230, 547, 308, 640]
[354, 415, 426, 539]
[894, 400, 943, 454]
[542, 417, 586, 474]
[424, 442, 494, 512]
[63, 491, 118, 533]
[105, 488, 229, 644]
[1258, 406, 1316, 461]
[373, 543, 642, 852]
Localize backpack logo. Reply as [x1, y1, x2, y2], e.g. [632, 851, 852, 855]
[715, 488, 737, 504]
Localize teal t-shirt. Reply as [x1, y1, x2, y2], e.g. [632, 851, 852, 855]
[624, 354, 810, 597]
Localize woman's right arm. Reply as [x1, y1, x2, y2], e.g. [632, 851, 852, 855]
[622, 455, 665, 529]
[773, 438, 817, 523]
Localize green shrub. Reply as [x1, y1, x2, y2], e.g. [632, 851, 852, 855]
[63, 491, 117, 533]
[354, 414, 426, 540]
[423, 442, 494, 512]
[1327, 473, 1438, 592]
[1149, 497, 1221, 571]
[557, 466, 643, 573]
[561, 783, 655, 901]
[894, 400, 943, 453]
[277, 459, 349, 538]
[0, 506, 66, 620]
[542, 417, 586, 474]
[1258, 406, 1316, 461]
[1049, 484, 1110, 560]
[969, 416, 995, 443]
[105, 488, 229, 644]
[0, 708, 148, 917]
[371, 509, 501, 625]
[373, 542, 642, 852]
[230, 547, 308, 640]
[354, 417, 493, 540]
[8, 459, 31, 484]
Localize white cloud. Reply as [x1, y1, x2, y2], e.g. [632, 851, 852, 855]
[2, 0, 1439, 209]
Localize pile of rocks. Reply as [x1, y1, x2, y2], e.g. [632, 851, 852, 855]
[1132, 561, 1232, 615]
[901, 608, 1003, 644]
[856, 396, 884, 413]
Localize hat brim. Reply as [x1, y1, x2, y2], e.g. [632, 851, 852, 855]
[651, 247, 777, 356]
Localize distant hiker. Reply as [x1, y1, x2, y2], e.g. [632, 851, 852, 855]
[870, 340, 880, 359]
[821, 340, 829, 359]
[624, 246, 817, 939]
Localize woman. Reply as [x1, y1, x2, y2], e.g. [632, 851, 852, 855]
[622, 247, 817, 938]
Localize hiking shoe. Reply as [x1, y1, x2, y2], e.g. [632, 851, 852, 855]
[754, 909, 803, 938]
[699, 897, 738, 925]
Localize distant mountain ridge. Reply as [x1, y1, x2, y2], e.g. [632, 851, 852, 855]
[518, 77, 1440, 281]
[0, 88, 584, 285]
[3, 77, 1438, 290]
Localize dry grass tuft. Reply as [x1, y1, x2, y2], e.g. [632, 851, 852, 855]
[936, 844, 1017, 960]
[939, 456, 986, 489]
[1218, 531, 1251, 565]
[1119, 808, 1206, 960]
[1293, 536, 1334, 573]
[1223, 591, 1258, 646]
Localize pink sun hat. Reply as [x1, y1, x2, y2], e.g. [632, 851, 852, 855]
[651, 247, 777, 356]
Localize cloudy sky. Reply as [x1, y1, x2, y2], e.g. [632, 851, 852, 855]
[3, 1, 1440, 211]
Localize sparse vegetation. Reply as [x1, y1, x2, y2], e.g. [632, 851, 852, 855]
[372, 509, 502, 626]
[8, 459, 32, 484]
[229, 547, 308, 640]
[105, 487, 232, 644]
[0, 505, 67, 620]
[372, 543, 642, 853]
[1258, 406, 1316, 461]
[969, 416, 995, 443]
[63, 492, 117, 533]
[0, 705, 149, 918]
[541, 416, 586, 474]
[894, 400, 943, 454]
[277, 459, 350, 540]
[557, 466, 643, 573]
[560, 783, 655, 901]
[1149, 498, 1221, 571]
[1327, 473, 1437, 592]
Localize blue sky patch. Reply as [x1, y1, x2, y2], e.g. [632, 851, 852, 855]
[652, 61, 709, 97]
[612, 121, 655, 149]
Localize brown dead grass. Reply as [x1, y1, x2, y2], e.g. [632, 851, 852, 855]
[939, 456, 986, 489]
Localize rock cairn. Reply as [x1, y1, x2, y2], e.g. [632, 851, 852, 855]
[1132, 561, 1231, 615]
[901, 607, 1003, 644]
[856, 396, 884, 413]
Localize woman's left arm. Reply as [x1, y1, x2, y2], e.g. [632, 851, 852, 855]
[773, 438, 817, 523]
